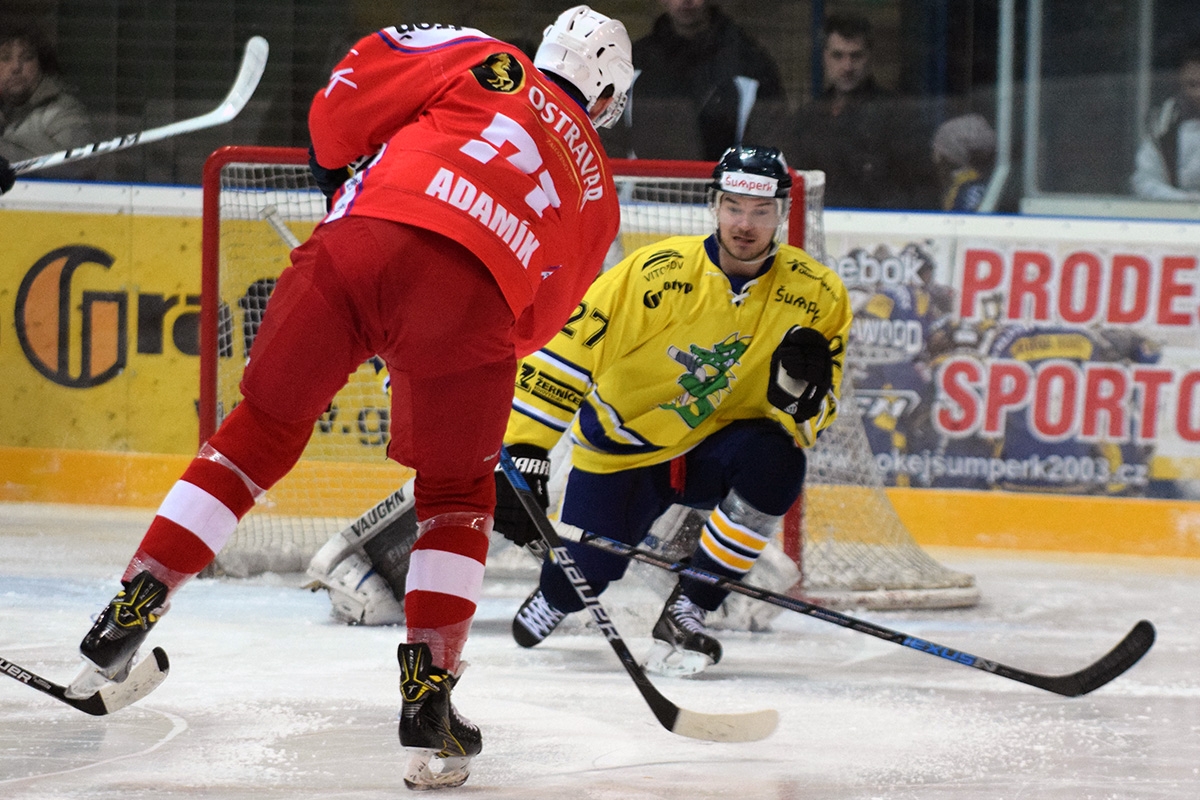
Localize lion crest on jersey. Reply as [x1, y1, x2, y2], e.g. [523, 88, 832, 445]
[471, 52, 525, 93]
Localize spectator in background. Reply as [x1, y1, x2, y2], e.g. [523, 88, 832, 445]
[1131, 38, 1200, 200]
[791, 13, 935, 210]
[0, 25, 94, 179]
[601, 0, 787, 161]
[932, 113, 997, 212]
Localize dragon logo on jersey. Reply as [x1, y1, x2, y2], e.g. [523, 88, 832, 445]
[659, 335, 749, 428]
[471, 52, 525, 93]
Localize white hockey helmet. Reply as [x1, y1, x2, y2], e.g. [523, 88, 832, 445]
[534, 5, 633, 129]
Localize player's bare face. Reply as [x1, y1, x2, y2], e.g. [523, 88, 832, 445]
[716, 194, 780, 276]
[824, 33, 870, 95]
[0, 40, 41, 106]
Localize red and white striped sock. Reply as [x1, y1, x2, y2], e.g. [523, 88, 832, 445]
[404, 512, 492, 674]
[125, 445, 263, 594]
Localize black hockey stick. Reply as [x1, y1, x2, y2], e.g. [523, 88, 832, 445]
[1, 648, 170, 715]
[498, 447, 778, 742]
[574, 532, 1154, 697]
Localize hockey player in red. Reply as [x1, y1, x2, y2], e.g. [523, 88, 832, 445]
[70, 6, 632, 790]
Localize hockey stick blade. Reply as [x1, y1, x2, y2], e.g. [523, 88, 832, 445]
[1012, 619, 1155, 697]
[13, 36, 268, 175]
[579, 533, 1155, 698]
[1, 647, 170, 715]
[499, 448, 777, 742]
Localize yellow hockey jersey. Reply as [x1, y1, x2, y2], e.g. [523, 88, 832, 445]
[505, 234, 852, 474]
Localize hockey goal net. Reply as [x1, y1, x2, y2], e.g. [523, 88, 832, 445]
[200, 145, 977, 610]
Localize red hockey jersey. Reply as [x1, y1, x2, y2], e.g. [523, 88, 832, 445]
[309, 24, 620, 356]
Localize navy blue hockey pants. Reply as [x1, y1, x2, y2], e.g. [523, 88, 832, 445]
[536, 419, 806, 613]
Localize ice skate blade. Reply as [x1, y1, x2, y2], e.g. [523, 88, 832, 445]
[643, 640, 715, 678]
[403, 748, 472, 791]
[65, 653, 131, 699]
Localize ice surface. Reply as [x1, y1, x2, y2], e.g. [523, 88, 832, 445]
[1, 501, 1197, 799]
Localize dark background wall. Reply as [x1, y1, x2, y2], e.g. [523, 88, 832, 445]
[4, 1, 1198, 195]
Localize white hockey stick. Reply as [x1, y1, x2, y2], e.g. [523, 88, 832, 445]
[13, 36, 269, 175]
[1, 648, 169, 715]
[260, 204, 303, 249]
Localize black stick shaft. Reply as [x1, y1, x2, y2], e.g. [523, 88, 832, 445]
[498, 447, 777, 741]
[581, 533, 1154, 697]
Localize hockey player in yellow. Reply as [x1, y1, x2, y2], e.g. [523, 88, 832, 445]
[494, 144, 852, 676]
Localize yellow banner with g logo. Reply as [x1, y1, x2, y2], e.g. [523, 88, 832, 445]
[1, 207, 201, 456]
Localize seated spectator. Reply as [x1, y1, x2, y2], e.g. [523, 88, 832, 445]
[932, 113, 997, 212]
[0, 25, 94, 179]
[1131, 37, 1200, 200]
[601, 0, 788, 161]
[791, 13, 935, 210]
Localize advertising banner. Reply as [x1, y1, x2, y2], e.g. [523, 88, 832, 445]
[826, 211, 1200, 501]
[0, 201, 202, 456]
[2, 186, 1197, 550]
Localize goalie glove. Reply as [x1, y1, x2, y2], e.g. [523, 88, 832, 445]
[308, 145, 351, 208]
[767, 326, 833, 423]
[0, 156, 14, 195]
[493, 444, 551, 546]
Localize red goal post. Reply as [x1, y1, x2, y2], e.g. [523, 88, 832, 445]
[200, 145, 978, 609]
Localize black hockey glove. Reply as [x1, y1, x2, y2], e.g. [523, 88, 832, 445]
[493, 444, 551, 546]
[0, 156, 15, 195]
[307, 145, 350, 208]
[767, 326, 833, 423]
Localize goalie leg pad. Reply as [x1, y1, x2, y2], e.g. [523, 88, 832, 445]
[307, 479, 417, 580]
[306, 479, 418, 626]
[322, 552, 405, 626]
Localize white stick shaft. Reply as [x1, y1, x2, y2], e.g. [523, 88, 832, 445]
[260, 205, 303, 249]
[13, 36, 269, 175]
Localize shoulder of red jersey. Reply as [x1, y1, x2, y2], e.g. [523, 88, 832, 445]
[375, 24, 496, 53]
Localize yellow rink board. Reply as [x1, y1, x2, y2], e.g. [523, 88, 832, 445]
[0, 446, 413, 516]
[887, 487, 1200, 558]
[3, 445, 1198, 559]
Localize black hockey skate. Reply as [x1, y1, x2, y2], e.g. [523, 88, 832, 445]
[644, 583, 723, 677]
[398, 641, 481, 791]
[511, 588, 566, 648]
[68, 571, 169, 698]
